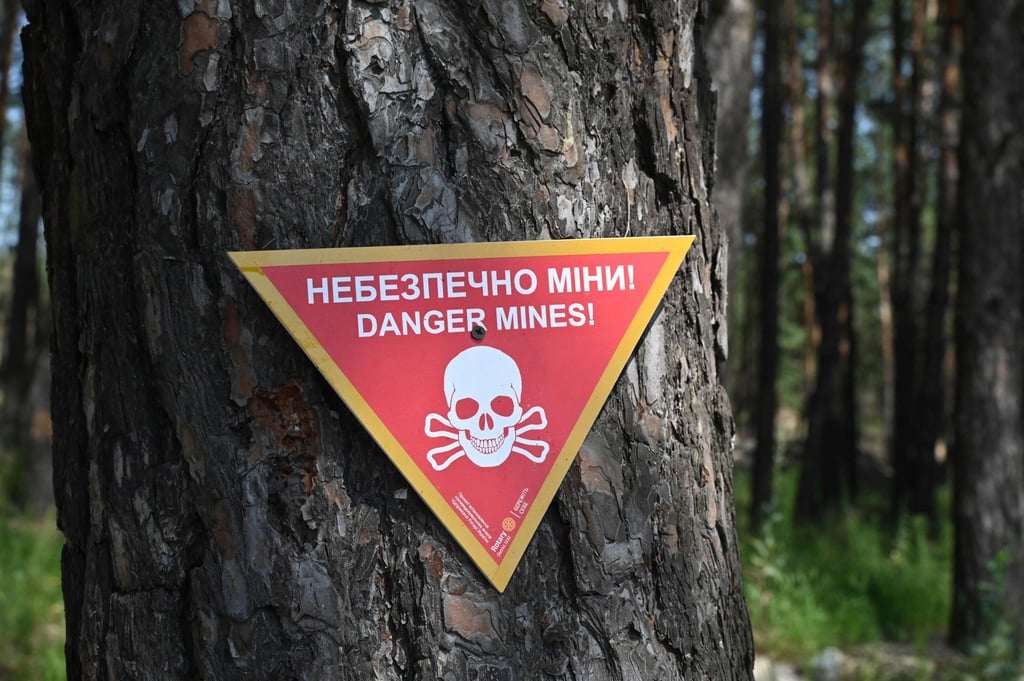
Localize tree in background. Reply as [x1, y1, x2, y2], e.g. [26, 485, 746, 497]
[751, 0, 782, 530]
[0, 0, 19, 158]
[908, 0, 958, 529]
[950, 0, 1024, 648]
[0, 1, 28, 375]
[887, 0, 956, 528]
[796, 0, 871, 520]
[3, 131, 43, 380]
[22, 0, 755, 678]
[706, 0, 755, 396]
[0, 2, 50, 513]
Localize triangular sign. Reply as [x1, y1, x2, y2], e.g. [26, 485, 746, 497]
[230, 236, 694, 591]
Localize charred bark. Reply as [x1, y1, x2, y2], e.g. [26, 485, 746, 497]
[23, 0, 754, 678]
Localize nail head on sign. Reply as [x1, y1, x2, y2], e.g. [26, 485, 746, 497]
[471, 324, 486, 341]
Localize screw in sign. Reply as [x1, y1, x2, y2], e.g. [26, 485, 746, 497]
[230, 236, 694, 591]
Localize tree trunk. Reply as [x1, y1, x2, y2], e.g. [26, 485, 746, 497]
[797, 0, 869, 520]
[3, 132, 42, 378]
[751, 0, 781, 530]
[797, 0, 837, 522]
[830, 0, 869, 504]
[889, 0, 943, 525]
[950, 0, 1024, 648]
[781, 0, 816, 400]
[1, 131, 48, 513]
[0, 0, 20, 163]
[706, 0, 754, 391]
[889, 0, 915, 520]
[910, 0, 959, 531]
[22, 0, 754, 679]
[874, 126, 895, 468]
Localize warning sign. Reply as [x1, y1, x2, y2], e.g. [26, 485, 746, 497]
[230, 236, 694, 591]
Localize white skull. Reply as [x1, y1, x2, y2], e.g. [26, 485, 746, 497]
[444, 346, 524, 467]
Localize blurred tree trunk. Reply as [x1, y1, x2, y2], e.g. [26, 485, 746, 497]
[781, 0, 817, 399]
[1, 131, 46, 512]
[889, 0, 916, 520]
[830, 0, 869, 503]
[950, 0, 1024, 648]
[0, 0, 19, 161]
[3, 132, 42, 378]
[890, 0, 945, 525]
[797, 0, 869, 520]
[909, 0, 959, 530]
[874, 125, 895, 465]
[22, 0, 755, 679]
[751, 0, 781, 530]
[706, 0, 754, 391]
[797, 0, 837, 522]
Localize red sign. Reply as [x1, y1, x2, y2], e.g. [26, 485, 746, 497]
[230, 237, 693, 591]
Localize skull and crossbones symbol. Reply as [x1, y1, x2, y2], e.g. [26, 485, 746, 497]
[424, 346, 549, 471]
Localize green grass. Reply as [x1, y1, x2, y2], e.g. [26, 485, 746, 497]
[738, 467, 953, 663]
[0, 447, 66, 681]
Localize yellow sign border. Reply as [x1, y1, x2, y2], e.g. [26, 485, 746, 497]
[230, 236, 694, 592]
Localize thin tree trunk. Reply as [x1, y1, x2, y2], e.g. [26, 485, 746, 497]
[0, 0, 20, 164]
[706, 0, 755, 392]
[781, 0, 817, 401]
[3, 133, 42, 377]
[2, 129, 46, 513]
[875, 126, 895, 461]
[22, 0, 755, 678]
[890, 0, 942, 524]
[782, 0, 811, 237]
[751, 0, 781, 530]
[910, 0, 959, 531]
[797, 0, 838, 521]
[889, 0, 916, 521]
[798, 0, 870, 520]
[831, 0, 870, 504]
[950, 0, 1024, 648]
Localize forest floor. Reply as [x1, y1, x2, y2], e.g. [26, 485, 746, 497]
[734, 420, 1022, 681]
[754, 640, 971, 681]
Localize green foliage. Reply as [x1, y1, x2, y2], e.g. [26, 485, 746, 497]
[948, 552, 1024, 681]
[950, 619, 1024, 681]
[740, 469, 952, 663]
[0, 446, 65, 681]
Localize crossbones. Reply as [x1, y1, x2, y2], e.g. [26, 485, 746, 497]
[424, 346, 550, 471]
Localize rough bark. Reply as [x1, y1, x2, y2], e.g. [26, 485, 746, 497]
[22, 0, 754, 679]
[950, 0, 1024, 648]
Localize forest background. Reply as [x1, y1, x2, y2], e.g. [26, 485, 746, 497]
[0, 0, 1021, 679]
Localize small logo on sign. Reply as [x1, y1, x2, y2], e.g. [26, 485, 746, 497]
[502, 517, 517, 532]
